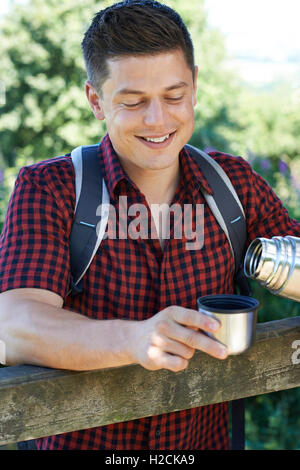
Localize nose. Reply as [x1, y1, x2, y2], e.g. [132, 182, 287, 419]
[143, 98, 166, 127]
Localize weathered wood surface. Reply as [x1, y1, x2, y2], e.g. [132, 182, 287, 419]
[0, 317, 299, 446]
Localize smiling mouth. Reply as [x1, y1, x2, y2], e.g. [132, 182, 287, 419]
[143, 134, 170, 143]
[137, 131, 176, 144]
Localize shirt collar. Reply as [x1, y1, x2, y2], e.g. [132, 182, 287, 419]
[97, 134, 214, 199]
[179, 146, 214, 196]
[97, 134, 132, 199]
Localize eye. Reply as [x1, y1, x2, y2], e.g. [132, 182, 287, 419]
[122, 102, 142, 108]
[167, 96, 184, 102]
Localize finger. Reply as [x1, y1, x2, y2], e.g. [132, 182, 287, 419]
[152, 334, 195, 360]
[170, 306, 221, 334]
[163, 321, 227, 359]
[147, 346, 189, 372]
[185, 330, 228, 359]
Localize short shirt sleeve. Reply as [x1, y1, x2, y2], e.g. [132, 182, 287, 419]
[211, 152, 300, 245]
[239, 159, 300, 243]
[0, 158, 75, 299]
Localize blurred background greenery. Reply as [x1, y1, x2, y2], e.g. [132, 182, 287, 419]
[0, 0, 299, 450]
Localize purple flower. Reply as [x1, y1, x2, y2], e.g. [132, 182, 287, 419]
[260, 159, 271, 171]
[279, 160, 289, 175]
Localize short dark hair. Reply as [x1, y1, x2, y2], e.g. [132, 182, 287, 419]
[81, 0, 195, 93]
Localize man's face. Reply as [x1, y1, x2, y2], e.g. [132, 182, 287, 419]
[86, 49, 198, 175]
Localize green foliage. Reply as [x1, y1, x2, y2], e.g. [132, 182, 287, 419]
[246, 389, 300, 450]
[0, 0, 111, 167]
[0, 0, 300, 450]
[228, 84, 300, 160]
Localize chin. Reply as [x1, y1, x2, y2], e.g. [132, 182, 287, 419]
[144, 157, 178, 170]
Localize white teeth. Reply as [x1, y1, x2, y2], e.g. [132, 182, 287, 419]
[144, 134, 169, 143]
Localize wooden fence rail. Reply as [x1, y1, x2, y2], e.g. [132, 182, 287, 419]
[0, 317, 299, 446]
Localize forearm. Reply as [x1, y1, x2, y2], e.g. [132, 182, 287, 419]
[0, 294, 227, 373]
[1, 298, 136, 371]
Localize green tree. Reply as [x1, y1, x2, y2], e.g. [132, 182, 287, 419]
[0, 0, 109, 167]
[0, 0, 240, 168]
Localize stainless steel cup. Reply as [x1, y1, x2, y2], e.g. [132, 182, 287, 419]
[197, 294, 259, 355]
[244, 236, 300, 302]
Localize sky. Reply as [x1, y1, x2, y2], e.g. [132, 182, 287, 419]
[0, 0, 25, 16]
[205, 0, 300, 61]
[205, 0, 300, 85]
[1, 0, 300, 86]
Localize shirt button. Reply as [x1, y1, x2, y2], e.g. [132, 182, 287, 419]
[155, 428, 160, 438]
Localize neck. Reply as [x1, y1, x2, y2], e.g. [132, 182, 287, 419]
[119, 157, 181, 251]
[137, 165, 180, 251]
[124, 160, 181, 206]
[143, 169, 180, 206]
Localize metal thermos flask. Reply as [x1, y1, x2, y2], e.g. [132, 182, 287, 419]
[244, 236, 300, 302]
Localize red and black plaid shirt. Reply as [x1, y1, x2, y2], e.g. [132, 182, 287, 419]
[1, 134, 300, 450]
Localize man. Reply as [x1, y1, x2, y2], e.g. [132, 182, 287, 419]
[0, 0, 299, 450]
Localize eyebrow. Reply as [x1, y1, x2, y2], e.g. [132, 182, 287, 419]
[115, 81, 189, 96]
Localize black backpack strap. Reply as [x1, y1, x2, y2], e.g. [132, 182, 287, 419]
[231, 398, 245, 450]
[69, 143, 250, 296]
[186, 144, 252, 297]
[186, 144, 250, 450]
[68, 145, 110, 297]
[186, 145, 246, 273]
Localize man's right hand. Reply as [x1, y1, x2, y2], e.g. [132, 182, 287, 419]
[130, 305, 228, 372]
[0, 290, 227, 372]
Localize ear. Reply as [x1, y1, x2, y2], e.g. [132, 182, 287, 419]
[192, 66, 198, 107]
[85, 80, 105, 121]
